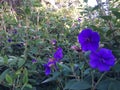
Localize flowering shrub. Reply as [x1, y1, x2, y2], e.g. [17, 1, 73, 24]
[78, 28, 115, 72]
[0, 0, 120, 90]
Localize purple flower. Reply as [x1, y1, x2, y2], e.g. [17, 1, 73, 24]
[54, 47, 63, 61]
[32, 59, 37, 63]
[78, 29, 100, 51]
[50, 39, 57, 45]
[8, 38, 12, 42]
[12, 29, 17, 34]
[89, 48, 115, 72]
[44, 58, 56, 75]
[44, 64, 51, 75]
[78, 17, 81, 22]
[44, 47, 63, 75]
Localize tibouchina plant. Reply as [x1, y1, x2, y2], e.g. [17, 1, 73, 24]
[78, 29, 115, 72]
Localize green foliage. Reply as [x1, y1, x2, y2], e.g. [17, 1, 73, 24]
[42, 72, 61, 83]
[64, 79, 91, 90]
[0, 0, 120, 90]
[5, 74, 13, 85]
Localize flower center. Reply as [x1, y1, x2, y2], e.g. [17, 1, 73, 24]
[86, 38, 91, 42]
[100, 57, 105, 63]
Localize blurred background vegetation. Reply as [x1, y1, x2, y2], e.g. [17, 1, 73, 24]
[0, 0, 120, 90]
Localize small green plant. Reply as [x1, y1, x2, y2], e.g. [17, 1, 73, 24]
[0, 0, 120, 90]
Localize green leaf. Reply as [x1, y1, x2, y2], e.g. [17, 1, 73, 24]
[112, 11, 120, 19]
[108, 80, 120, 90]
[4, 55, 8, 64]
[0, 69, 9, 83]
[25, 84, 32, 88]
[42, 72, 61, 83]
[59, 63, 72, 73]
[23, 86, 36, 90]
[42, 77, 55, 84]
[97, 79, 111, 90]
[106, 30, 115, 36]
[113, 35, 120, 41]
[112, 63, 120, 72]
[64, 79, 91, 90]
[92, 4, 100, 11]
[23, 68, 28, 84]
[23, 75, 28, 84]
[0, 57, 4, 65]
[25, 6, 31, 15]
[16, 70, 21, 75]
[84, 68, 92, 75]
[23, 68, 28, 76]
[89, 25, 99, 30]
[33, 1, 42, 7]
[100, 16, 112, 21]
[110, 8, 120, 19]
[5, 74, 13, 84]
[92, 2, 105, 11]
[17, 58, 25, 68]
[8, 56, 17, 66]
[112, 49, 120, 57]
[79, 62, 85, 70]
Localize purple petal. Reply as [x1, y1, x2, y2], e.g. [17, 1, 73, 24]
[81, 43, 89, 51]
[103, 59, 115, 66]
[90, 42, 99, 51]
[89, 52, 100, 68]
[99, 48, 115, 66]
[44, 64, 51, 75]
[78, 17, 81, 22]
[98, 62, 110, 72]
[78, 29, 100, 51]
[54, 47, 63, 60]
[91, 31, 100, 43]
[89, 60, 98, 68]
[78, 29, 92, 44]
[51, 39, 57, 45]
[89, 48, 115, 72]
[8, 38, 12, 42]
[32, 59, 37, 63]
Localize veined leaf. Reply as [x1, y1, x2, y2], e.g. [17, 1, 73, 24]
[5, 74, 13, 84]
[42, 72, 61, 83]
[64, 79, 91, 90]
[100, 16, 112, 21]
[0, 69, 9, 83]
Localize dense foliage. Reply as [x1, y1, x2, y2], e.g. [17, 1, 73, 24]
[0, 0, 120, 90]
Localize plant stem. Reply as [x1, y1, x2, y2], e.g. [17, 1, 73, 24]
[24, 16, 29, 61]
[91, 71, 94, 90]
[92, 72, 106, 90]
[57, 79, 64, 90]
